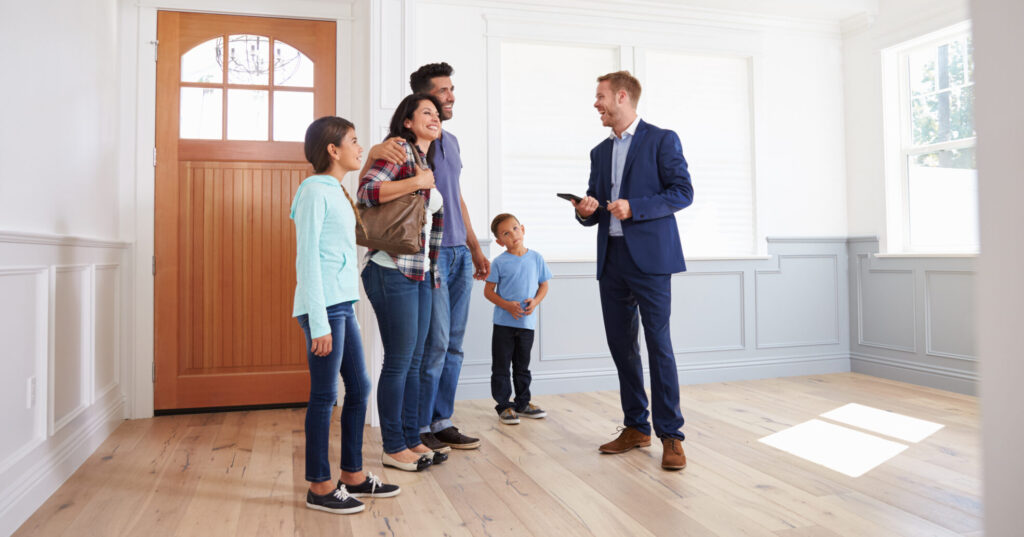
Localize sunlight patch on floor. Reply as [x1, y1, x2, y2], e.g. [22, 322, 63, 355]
[758, 419, 909, 478]
[820, 403, 944, 442]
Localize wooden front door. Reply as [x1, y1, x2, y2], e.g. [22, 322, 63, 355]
[154, 12, 336, 410]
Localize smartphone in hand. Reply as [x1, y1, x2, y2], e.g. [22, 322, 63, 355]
[556, 193, 582, 203]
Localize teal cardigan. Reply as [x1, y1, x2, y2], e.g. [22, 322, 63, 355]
[290, 175, 360, 338]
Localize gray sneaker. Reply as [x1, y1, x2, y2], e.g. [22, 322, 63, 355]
[517, 403, 547, 419]
[499, 408, 520, 425]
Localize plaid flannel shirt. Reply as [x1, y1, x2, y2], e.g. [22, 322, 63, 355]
[357, 140, 443, 287]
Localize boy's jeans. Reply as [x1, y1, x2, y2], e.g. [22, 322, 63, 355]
[420, 245, 473, 433]
[297, 301, 370, 481]
[490, 324, 534, 413]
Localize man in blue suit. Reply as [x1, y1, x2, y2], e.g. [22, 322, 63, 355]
[571, 71, 693, 471]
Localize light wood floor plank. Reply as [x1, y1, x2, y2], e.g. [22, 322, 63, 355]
[12, 373, 981, 537]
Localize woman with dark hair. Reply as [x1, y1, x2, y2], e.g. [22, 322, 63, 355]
[292, 116, 400, 514]
[358, 93, 450, 471]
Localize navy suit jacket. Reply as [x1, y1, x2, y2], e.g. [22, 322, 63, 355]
[578, 120, 693, 279]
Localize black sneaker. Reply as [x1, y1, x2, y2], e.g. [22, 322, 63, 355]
[340, 472, 400, 498]
[306, 486, 365, 514]
[517, 403, 547, 419]
[433, 426, 481, 449]
[419, 432, 452, 454]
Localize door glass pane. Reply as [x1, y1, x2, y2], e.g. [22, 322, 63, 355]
[274, 41, 314, 87]
[227, 35, 269, 85]
[907, 147, 978, 251]
[227, 89, 268, 140]
[273, 91, 313, 141]
[180, 87, 222, 139]
[182, 37, 223, 83]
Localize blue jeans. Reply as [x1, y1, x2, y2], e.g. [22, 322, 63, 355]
[297, 301, 370, 482]
[421, 245, 474, 433]
[599, 237, 685, 441]
[362, 262, 432, 454]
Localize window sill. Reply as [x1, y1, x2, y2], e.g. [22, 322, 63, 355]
[875, 252, 978, 259]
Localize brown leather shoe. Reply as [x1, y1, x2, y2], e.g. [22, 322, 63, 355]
[598, 427, 652, 454]
[661, 438, 687, 470]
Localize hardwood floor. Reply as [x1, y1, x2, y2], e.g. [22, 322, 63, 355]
[13, 373, 981, 537]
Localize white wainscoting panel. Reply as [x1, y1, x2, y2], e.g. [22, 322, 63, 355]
[755, 255, 840, 348]
[94, 265, 120, 399]
[0, 232, 128, 537]
[0, 268, 48, 475]
[925, 270, 976, 361]
[52, 266, 91, 435]
[857, 255, 916, 352]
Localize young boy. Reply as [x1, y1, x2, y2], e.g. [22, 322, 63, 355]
[484, 213, 552, 425]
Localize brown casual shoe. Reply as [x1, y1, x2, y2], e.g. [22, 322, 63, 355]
[598, 426, 652, 454]
[661, 438, 687, 470]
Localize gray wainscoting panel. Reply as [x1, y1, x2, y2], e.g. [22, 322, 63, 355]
[672, 271, 744, 352]
[847, 238, 977, 394]
[925, 271, 976, 361]
[539, 275, 606, 361]
[857, 255, 916, 352]
[461, 281, 496, 367]
[755, 255, 840, 348]
[455, 238, 852, 401]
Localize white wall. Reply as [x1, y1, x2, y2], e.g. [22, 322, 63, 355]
[842, 0, 971, 247]
[974, 0, 1024, 534]
[0, 1, 131, 535]
[0, 0, 122, 239]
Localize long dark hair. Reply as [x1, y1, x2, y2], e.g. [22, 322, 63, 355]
[303, 116, 364, 229]
[387, 93, 443, 169]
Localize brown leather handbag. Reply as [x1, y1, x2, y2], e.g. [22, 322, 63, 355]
[354, 150, 427, 255]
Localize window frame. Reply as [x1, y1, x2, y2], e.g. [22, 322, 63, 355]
[883, 21, 976, 254]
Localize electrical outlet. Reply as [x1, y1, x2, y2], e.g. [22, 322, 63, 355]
[26, 376, 36, 409]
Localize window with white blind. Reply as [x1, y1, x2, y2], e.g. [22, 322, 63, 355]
[641, 50, 754, 256]
[499, 41, 618, 260]
[498, 41, 755, 260]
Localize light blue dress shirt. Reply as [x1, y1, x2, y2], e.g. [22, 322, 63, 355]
[609, 116, 641, 237]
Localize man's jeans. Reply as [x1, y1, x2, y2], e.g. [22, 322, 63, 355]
[361, 262, 432, 454]
[420, 245, 474, 433]
[297, 301, 370, 481]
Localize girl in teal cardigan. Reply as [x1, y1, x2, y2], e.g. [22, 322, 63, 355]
[292, 116, 400, 514]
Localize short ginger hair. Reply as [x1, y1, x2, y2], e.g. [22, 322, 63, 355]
[597, 70, 642, 106]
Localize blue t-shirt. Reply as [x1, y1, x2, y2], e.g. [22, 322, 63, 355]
[434, 130, 466, 247]
[486, 249, 552, 330]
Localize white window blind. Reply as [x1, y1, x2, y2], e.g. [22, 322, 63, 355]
[498, 42, 755, 260]
[642, 50, 754, 256]
[499, 41, 618, 261]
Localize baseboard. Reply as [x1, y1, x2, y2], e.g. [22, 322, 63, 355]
[0, 393, 124, 537]
[850, 352, 978, 395]
[455, 353, 851, 400]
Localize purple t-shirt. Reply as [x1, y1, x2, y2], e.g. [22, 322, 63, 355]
[434, 130, 467, 247]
